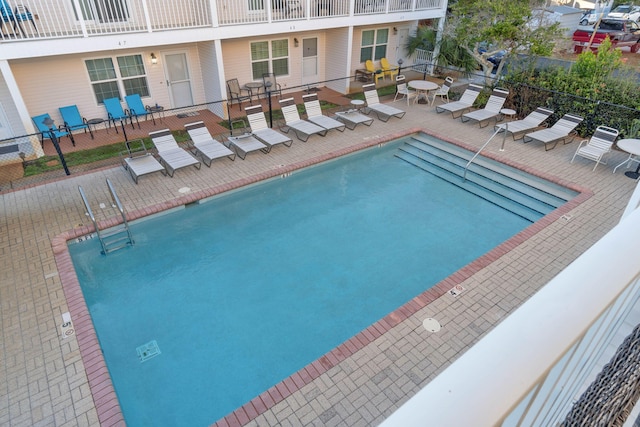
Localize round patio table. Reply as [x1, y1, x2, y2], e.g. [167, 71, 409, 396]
[244, 82, 264, 103]
[350, 99, 365, 111]
[408, 80, 438, 105]
[86, 118, 106, 137]
[500, 108, 517, 120]
[613, 138, 640, 179]
[147, 105, 164, 124]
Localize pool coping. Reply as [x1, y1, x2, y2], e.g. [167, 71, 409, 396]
[51, 127, 593, 427]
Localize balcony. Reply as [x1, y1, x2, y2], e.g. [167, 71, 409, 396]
[0, 0, 444, 42]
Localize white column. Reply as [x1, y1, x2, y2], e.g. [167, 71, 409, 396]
[0, 60, 44, 158]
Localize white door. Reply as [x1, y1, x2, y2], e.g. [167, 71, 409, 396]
[0, 102, 13, 140]
[163, 53, 194, 108]
[302, 37, 318, 85]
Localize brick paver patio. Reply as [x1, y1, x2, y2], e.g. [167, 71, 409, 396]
[1, 94, 635, 426]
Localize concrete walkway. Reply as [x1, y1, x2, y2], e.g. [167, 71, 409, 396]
[1, 96, 637, 426]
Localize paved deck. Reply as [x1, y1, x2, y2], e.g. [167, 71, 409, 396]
[1, 96, 636, 426]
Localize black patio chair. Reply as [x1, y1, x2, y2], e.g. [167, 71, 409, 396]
[262, 73, 283, 98]
[226, 78, 251, 109]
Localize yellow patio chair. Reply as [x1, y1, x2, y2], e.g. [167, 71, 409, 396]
[365, 60, 384, 85]
[380, 58, 399, 80]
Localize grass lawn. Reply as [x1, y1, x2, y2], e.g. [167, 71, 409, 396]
[22, 98, 352, 176]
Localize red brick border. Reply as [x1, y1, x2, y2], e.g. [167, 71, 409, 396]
[51, 128, 593, 427]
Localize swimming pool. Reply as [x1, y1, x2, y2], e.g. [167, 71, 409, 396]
[68, 134, 576, 426]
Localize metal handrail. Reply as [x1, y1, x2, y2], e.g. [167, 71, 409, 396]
[106, 178, 135, 249]
[462, 122, 509, 181]
[78, 185, 107, 254]
[106, 178, 128, 227]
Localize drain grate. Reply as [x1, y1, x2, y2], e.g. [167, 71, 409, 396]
[137, 340, 161, 362]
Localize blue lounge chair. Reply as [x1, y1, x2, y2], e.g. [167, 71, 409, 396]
[59, 105, 93, 139]
[32, 113, 75, 147]
[1, 0, 37, 37]
[104, 97, 138, 131]
[125, 94, 152, 125]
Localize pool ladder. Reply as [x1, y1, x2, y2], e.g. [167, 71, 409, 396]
[78, 178, 134, 254]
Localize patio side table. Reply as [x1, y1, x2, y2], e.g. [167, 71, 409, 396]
[87, 118, 107, 137]
[245, 82, 264, 104]
[147, 105, 164, 125]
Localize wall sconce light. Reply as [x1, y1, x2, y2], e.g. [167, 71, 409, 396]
[150, 53, 157, 64]
[393, 27, 398, 35]
[294, 38, 299, 47]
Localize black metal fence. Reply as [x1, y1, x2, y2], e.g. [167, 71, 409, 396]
[498, 81, 640, 138]
[2, 68, 639, 193]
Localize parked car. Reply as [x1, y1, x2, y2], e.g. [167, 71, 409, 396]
[580, 9, 600, 26]
[478, 45, 507, 74]
[608, 5, 640, 22]
[572, 18, 640, 52]
[569, 1, 596, 9]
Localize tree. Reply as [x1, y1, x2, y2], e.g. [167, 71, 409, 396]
[447, 0, 563, 83]
[405, 26, 477, 75]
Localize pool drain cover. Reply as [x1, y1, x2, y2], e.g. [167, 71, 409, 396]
[137, 340, 161, 362]
[423, 318, 441, 333]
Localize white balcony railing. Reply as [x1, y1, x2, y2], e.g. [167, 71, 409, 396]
[0, 0, 444, 41]
[0, 0, 212, 41]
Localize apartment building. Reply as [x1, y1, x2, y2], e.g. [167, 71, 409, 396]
[0, 0, 446, 159]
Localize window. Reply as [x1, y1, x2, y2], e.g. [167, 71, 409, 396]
[250, 39, 289, 80]
[85, 54, 149, 104]
[360, 29, 389, 63]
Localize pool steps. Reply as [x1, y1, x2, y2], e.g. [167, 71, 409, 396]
[395, 135, 577, 222]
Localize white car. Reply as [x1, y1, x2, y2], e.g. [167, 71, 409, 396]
[580, 9, 601, 26]
[608, 5, 640, 22]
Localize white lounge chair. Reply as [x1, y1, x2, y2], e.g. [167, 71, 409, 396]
[279, 97, 328, 141]
[244, 105, 293, 150]
[120, 139, 165, 184]
[302, 94, 346, 132]
[461, 87, 509, 128]
[148, 129, 201, 176]
[334, 110, 374, 130]
[523, 114, 584, 151]
[571, 125, 619, 171]
[435, 83, 482, 118]
[243, 105, 292, 151]
[362, 83, 405, 122]
[226, 132, 268, 160]
[494, 107, 554, 141]
[184, 121, 236, 167]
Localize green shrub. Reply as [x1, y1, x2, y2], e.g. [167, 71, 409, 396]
[503, 39, 640, 136]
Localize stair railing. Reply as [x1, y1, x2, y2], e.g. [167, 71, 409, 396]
[78, 185, 109, 254]
[106, 178, 134, 247]
[463, 122, 509, 181]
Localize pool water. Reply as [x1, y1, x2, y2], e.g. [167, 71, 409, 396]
[70, 137, 547, 426]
